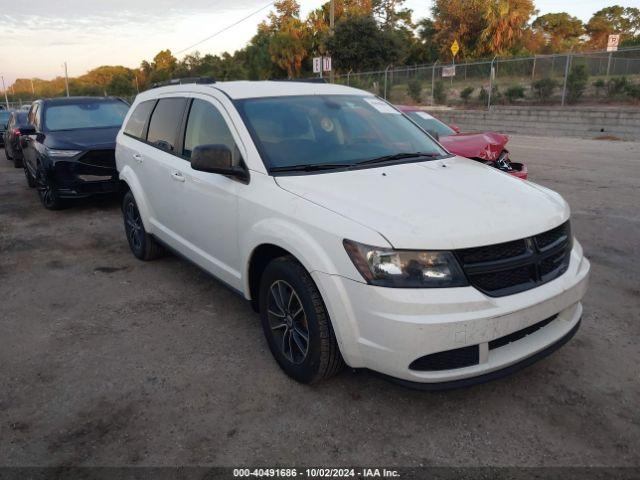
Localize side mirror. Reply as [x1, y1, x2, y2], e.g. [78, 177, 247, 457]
[19, 124, 36, 135]
[450, 124, 461, 133]
[426, 129, 440, 141]
[191, 144, 248, 181]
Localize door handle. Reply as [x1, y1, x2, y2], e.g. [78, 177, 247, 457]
[171, 171, 185, 182]
[132, 153, 143, 164]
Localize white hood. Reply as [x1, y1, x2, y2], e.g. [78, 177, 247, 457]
[275, 156, 569, 250]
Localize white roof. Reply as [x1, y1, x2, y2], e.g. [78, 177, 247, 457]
[142, 80, 371, 101]
[213, 80, 370, 99]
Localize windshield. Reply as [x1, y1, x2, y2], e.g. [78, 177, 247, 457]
[0, 111, 10, 123]
[44, 101, 129, 131]
[235, 95, 448, 172]
[406, 111, 456, 137]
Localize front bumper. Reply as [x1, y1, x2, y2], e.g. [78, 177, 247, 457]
[50, 155, 118, 198]
[312, 240, 590, 385]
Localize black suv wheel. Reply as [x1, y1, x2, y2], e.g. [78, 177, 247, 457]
[35, 164, 63, 210]
[259, 256, 344, 383]
[122, 191, 164, 260]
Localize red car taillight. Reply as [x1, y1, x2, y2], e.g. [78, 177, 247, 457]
[12, 128, 21, 136]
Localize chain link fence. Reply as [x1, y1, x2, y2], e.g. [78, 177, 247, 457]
[333, 46, 640, 108]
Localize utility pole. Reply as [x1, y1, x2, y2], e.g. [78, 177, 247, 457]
[31, 78, 35, 97]
[329, 0, 334, 83]
[134, 74, 140, 93]
[64, 62, 70, 97]
[1, 75, 9, 110]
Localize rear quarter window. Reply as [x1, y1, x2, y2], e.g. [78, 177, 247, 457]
[124, 100, 156, 139]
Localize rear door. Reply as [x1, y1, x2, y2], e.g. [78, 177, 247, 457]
[138, 97, 189, 242]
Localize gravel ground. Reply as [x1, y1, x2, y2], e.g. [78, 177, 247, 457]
[1, 136, 639, 468]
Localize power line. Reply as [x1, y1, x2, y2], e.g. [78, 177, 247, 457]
[175, 1, 275, 55]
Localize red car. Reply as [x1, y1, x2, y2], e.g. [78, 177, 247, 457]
[397, 105, 527, 179]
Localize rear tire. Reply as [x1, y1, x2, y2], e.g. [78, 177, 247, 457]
[122, 191, 164, 261]
[24, 164, 36, 188]
[259, 256, 344, 383]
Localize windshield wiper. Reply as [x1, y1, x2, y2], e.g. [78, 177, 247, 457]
[356, 152, 441, 166]
[270, 162, 352, 173]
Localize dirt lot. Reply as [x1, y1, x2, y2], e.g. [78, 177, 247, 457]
[1, 136, 639, 468]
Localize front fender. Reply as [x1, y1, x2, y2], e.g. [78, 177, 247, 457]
[241, 217, 343, 298]
[118, 165, 153, 232]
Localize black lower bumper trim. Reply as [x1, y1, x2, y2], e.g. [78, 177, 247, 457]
[374, 318, 581, 391]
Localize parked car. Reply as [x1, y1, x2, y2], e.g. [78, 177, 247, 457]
[20, 96, 130, 209]
[397, 105, 527, 179]
[0, 109, 11, 147]
[3, 111, 29, 167]
[116, 80, 589, 389]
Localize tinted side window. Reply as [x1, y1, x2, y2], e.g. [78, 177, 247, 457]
[183, 99, 240, 164]
[124, 100, 155, 139]
[146, 98, 187, 153]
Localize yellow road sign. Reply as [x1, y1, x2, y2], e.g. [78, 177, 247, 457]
[451, 40, 459, 57]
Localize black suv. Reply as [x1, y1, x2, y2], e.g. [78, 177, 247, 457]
[21, 97, 130, 209]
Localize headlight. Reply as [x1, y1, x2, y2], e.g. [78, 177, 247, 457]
[46, 148, 82, 158]
[343, 239, 468, 288]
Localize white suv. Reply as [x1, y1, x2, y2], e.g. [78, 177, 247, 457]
[115, 79, 590, 389]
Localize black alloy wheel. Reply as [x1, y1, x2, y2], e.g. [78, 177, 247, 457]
[267, 279, 310, 365]
[122, 191, 164, 261]
[35, 165, 63, 210]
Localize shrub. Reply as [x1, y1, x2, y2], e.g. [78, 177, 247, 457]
[607, 76, 628, 97]
[478, 86, 488, 104]
[626, 82, 640, 101]
[593, 79, 606, 97]
[407, 78, 422, 103]
[460, 86, 474, 104]
[433, 80, 447, 104]
[566, 64, 589, 104]
[532, 78, 558, 101]
[505, 85, 525, 103]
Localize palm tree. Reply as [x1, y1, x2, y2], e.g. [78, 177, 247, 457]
[480, 0, 535, 55]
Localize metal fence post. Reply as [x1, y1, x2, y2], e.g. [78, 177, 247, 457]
[606, 52, 612, 78]
[431, 60, 439, 105]
[561, 54, 572, 106]
[383, 65, 391, 99]
[347, 69, 352, 86]
[487, 56, 497, 110]
[531, 55, 537, 81]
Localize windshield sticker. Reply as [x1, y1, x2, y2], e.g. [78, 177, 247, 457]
[364, 98, 401, 115]
[415, 111, 434, 119]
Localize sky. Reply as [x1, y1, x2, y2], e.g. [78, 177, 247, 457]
[1, 0, 638, 86]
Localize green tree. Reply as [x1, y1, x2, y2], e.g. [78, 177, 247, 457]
[585, 6, 640, 49]
[326, 15, 403, 71]
[532, 12, 584, 52]
[480, 0, 535, 55]
[566, 64, 588, 104]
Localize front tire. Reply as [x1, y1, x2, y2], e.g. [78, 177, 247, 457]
[259, 256, 344, 383]
[122, 191, 164, 261]
[35, 164, 64, 210]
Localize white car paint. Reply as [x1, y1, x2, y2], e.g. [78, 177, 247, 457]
[116, 81, 590, 385]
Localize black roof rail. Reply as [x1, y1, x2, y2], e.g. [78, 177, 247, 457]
[270, 78, 328, 83]
[151, 77, 216, 89]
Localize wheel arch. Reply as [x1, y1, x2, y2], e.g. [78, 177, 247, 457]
[117, 166, 153, 231]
